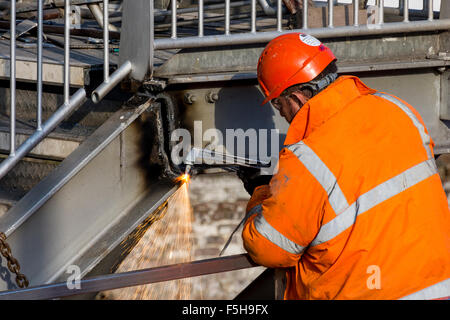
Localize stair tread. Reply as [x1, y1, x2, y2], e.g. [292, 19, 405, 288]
[0, 115, 95, 143]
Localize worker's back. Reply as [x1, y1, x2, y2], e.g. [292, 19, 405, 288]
[242, 75, 450, 300]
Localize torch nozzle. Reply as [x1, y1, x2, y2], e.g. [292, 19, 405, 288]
[185, 165, 192, 176]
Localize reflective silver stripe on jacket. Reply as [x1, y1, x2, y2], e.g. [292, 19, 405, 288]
[373, 92, 434, 160]
[400, 278, 450, 300]
[246, 204, 262, 219]
[219, 204, 263, 256]
[287, 142, 349, 215]
[311, 159, 437, 246]
[254, 214, 305, 255]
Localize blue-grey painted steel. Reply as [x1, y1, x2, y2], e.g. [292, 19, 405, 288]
[379, 0, 384, 24]
[171, 0, 177, 39]
[404, 0, 409, 22]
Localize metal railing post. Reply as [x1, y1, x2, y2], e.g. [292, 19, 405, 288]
[64, 0, 70, 105]
[379, 0, 384, 24]
[103, 0, 109, 83]
[277, 0, 282, 31]
[303, 0, 308, 29]
[251, 0, 256, 33]
[404, 0, 409, 22]
[198, 0, 204, 37]
[171, 0, 177, 39]
[353, 0, 359, 26]
[428, 0, 434, 21]
[328, 0, 334, 28]
[225, 0, 230, 35]
[10, 0, 16, 156]
[37, 0, 43, 131]
[150, 0, 155, 77]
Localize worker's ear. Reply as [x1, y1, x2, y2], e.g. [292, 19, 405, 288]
[290, 91, 310, 106]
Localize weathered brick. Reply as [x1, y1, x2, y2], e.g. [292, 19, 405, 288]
[206, 235, 225, 245]
[194, 247, 220, 257]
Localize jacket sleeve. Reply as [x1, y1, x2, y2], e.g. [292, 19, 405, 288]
[242, 147, 328, 268]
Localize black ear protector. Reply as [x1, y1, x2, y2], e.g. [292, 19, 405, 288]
[298, 72, 338, 97]
[273, 72, 338, 108]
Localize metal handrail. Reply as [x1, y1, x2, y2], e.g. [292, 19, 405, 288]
[0, 0, 87, 181]
[153, 19, 450, 50]
[143, 0, 444, 77]
[91, 0, 131, 103]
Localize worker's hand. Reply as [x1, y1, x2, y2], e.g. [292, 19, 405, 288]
[237, 167, 272, 195]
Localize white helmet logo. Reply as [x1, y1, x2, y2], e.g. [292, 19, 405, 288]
[299, 34, 321, 47]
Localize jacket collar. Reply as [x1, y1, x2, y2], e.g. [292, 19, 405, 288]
[283, 76, 376, 146]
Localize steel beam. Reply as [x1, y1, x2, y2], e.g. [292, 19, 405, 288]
[441, 0, 450, 19]
[155, 32, 445, 78]
[0, 96, 179, 291]
[119, 0, 152, 82]
[0, 254, 258, 300]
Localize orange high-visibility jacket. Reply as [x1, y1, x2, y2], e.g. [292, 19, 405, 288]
[242, 76, 450, 300]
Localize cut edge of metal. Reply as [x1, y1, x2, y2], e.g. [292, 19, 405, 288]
[0, 97, 154, 237]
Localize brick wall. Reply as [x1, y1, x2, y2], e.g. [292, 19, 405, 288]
[188, 173, 265, 300]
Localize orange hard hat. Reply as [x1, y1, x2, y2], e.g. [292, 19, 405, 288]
[257, 33, 336, 105]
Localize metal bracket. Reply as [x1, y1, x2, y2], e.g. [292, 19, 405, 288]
[142, 78, 167, 93]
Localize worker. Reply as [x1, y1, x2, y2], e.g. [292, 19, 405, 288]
[240, 32, 450, 300]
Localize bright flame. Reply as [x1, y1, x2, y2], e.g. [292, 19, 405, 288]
[176, 173, 191, 184]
